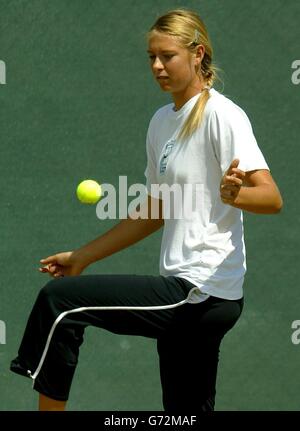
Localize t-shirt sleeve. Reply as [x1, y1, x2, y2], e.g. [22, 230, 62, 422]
[144, 126, 158, 197]
[209, 102, 270, 176]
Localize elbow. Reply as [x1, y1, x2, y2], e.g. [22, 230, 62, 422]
[272, 195, 283, 214]
[266, 184, 283, 214]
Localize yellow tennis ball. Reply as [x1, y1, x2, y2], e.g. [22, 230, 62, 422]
[76, 180, 102, 204]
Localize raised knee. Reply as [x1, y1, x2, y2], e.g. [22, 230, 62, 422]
[38, 278, 64, 304]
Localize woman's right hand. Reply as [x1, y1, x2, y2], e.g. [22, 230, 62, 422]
[39, 251, 86, 278]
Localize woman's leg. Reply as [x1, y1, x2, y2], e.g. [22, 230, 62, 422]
[157, 296, 244, 411]
[10, 273, 195, 408]
[39, 394, 66, 411]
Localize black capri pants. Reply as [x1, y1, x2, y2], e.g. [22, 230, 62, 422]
[10, 274, 243, 411]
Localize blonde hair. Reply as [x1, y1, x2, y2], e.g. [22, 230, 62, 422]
[148, 9, 222, 140]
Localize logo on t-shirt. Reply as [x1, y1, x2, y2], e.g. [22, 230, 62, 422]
[160, 140, 176, 174]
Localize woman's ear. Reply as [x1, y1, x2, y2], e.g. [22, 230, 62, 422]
[195, 44, 205, 67]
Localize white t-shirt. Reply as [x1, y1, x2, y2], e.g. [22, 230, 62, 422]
[144, 88, 269, 303]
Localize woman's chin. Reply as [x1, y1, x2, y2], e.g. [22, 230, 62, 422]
[157, 82, 172, 92]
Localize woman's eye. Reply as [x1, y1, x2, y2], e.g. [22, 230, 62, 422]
[163, 54, 174, 60]
[148, 54, 174, 61]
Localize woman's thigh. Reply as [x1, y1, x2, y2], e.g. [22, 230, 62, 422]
[40, 273, 195, 338]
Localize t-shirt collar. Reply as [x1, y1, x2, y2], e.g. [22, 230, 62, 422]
[170, 92, 202, 120]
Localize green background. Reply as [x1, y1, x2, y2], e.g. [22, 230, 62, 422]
[0, 0, 299, 411]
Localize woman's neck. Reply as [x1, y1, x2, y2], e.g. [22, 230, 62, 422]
[172, 80, 207, 111]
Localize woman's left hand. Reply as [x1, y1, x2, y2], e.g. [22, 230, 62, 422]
[220, 159, 245, 205]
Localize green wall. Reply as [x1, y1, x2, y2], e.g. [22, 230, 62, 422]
[0, 0, 299, 410]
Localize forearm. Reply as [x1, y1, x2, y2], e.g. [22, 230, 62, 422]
[232, 184, 283, 214]
[74, 197, 164, 267]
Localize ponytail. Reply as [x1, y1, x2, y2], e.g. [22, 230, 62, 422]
[178, 60, 222, 140]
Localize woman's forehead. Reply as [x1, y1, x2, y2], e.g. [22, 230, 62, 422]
[148, 32, 182, 51]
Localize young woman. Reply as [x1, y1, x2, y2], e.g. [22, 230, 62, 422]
[11, 9, 283, 411]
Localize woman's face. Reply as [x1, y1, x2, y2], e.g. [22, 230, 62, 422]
[147, 32, 204, 95]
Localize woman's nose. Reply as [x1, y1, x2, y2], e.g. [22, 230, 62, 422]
[152, 57, 164, 71]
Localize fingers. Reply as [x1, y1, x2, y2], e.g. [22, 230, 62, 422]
[231, 168, 245, 178]
[40, 255, 57, 265]
[220, 187, 239, 201]
[39, 266, 49, 273]
[221, 184, 239, 193]
[229, 158, 240, 169]
[228, 167, 245, 178]
[38, 263, 64, 278]
[223, 175, 243, 186]
[39, 255, 60, 277]
[226, 160, 246, 179]
[220, 167, 242, 204]
[226, 158, 239, 175]
[38, 263, 53, 273]
[223, 163, 245, 189]
[221, 160, 245, 205]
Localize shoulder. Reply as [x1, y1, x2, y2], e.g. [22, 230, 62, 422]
[205, 88, 251, 126]
[148, 102, 173, 129]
